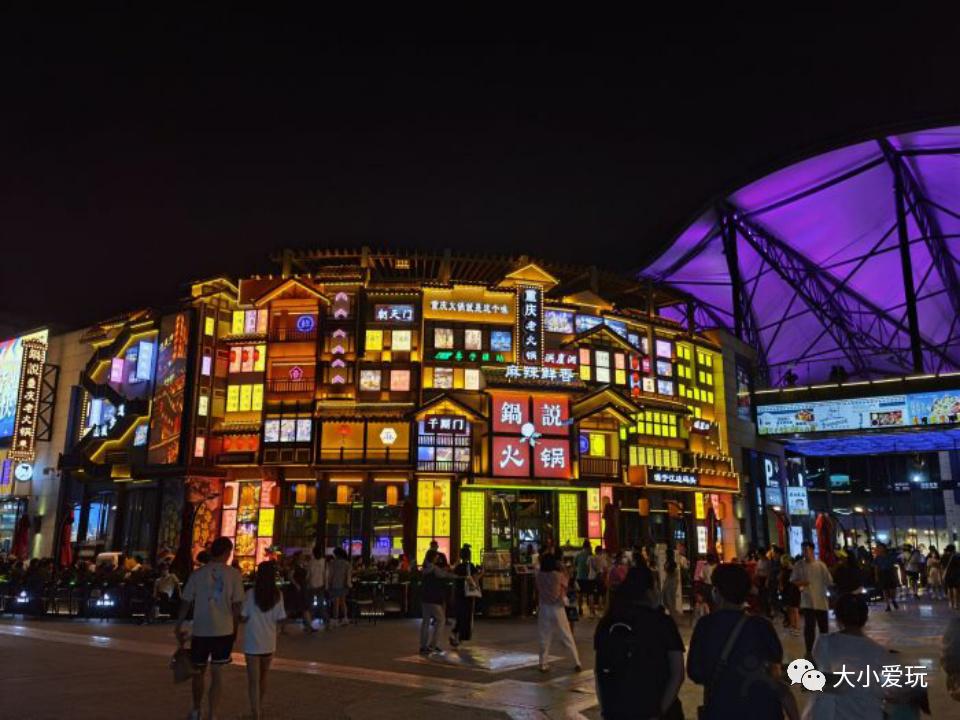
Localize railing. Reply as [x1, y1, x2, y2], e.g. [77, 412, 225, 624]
[417, 460, 471, 473]
[267, 379, 316, 393]
[580, 456, 621, 478]
[318, 447, 410, 465]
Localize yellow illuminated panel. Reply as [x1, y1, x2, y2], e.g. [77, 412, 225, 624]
[251, 384, 264, 412]
[558, 493, 582, 547]
[434, 479, 451, 508]
[589, 433, 606, 457]
[695, 492, 705, 520]
[587, 488, 601, 512]
[579, 365, 591, 381]
[239, 384, 253, 412]
[254, 345, 266, 372]
[434, 509, 451, 536]
[459, 490, 486, 556]
[226, 385, 239, 412]
[391, 330, 411, 351]
[365, 330, 383, 351]
[417, 508, 434, 536]
[258, 507, 275, 537]
[418, 480, 435, 508]
[204, 317, 215, 336]
[615, 369, 626, 385]
[231, 311, 245, 335]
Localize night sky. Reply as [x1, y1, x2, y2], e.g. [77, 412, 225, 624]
[3, 12, 960, 333]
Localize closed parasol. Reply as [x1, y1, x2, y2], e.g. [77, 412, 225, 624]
[602, 501, 619, 554]
[10, 515, 30, 560]
[58, 515, 74, 569]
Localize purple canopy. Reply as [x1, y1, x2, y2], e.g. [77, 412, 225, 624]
[642, 126, 960, 387]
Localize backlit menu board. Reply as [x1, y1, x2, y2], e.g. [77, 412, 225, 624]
[756, 388, 960, 435]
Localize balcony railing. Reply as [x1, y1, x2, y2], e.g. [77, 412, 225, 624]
[267, 378, 316, 393]
[580, 456, 621, 478]
[318, 447, 410, 465]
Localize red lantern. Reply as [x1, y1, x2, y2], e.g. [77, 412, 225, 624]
[637, 498, 650, 517]
[222, 484, 235, 507]
[338, 424, 352, 437]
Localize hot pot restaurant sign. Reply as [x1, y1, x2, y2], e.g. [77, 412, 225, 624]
[422, 286, 515, 323]
[518, 286, 543, 365]
[491, 391, 571, 479]
[627, 464, 738, 492]
[9, 339, 47, 461]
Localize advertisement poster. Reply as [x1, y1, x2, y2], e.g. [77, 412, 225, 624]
[786, 487, 809, 516]
[148, 313, 191, 464]
[756, 394, 908, 435]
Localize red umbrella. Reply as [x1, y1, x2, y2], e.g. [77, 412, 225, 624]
[816, 513, 836, 565]
[10, 515, 29, 560]
[58, 515, 74, 569]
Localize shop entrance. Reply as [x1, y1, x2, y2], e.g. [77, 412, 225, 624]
[0, 499, 26, 555]
[488, 490, 559, 558]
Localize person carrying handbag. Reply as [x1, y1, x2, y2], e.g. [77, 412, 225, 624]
[688, 563, 798, 720]
[451, 544, 483, 647]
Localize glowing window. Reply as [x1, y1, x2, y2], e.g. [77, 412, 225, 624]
[198, 394, 209, 417]
[433, 367, 454, 389]
[201, 355, 212, 376]
[579, 347, 591, 365]
[464, 328, 482, 351]
[264, 419, 279, 443]
[359, 369, 382, 392]
[596, 366, 611, 383]
[434, 328, 454, 349]
[204, 316, 215, 336]
[365, 330, 383, 352]
[226, 385, 239, 412]
[194, 436, 205, 458]
[614, 353, 625, 370]
[391, 330, 411, 351]
[390, 369, 411, 392]
[464, 368, 480, 390]
[595, 350, 609, 368]
[655, 339, 673, 358]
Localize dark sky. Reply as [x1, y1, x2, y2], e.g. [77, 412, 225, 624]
[3, 11, 960, 332]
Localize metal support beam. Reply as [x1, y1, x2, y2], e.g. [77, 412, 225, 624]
[880, 139, 960, 363]
[720, 214, 744, 340]
[723, 202, 954, 377]
[891, 159, 925, 372]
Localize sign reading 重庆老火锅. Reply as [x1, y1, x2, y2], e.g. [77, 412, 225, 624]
[518, 286, 542, 366]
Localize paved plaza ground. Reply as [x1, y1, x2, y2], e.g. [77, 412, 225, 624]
[0, 599, 956, 719]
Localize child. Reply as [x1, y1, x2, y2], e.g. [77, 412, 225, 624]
[241, 561, 287, 720]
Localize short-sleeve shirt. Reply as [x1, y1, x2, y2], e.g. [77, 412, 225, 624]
[790, 559, 832, 611]
[241, 589, 287, 655]
[687, 609, 784, 720]
[306, 557, 327, 589]
[182, 562, 245, 637]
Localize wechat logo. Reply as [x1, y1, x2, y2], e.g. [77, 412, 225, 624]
[787, 658, 826, 692]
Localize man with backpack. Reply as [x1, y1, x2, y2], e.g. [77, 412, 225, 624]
[594, 565, 685, 719]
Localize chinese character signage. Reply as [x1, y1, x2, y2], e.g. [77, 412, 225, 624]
[424, 414, 468, 434]
[503, 365, 577, 383]
[374, 304, 414, 322]
[786, 487, 809, 516]
[9, 339, 47, 461]
[649, 470, 698, 487]
[490, 391, 571, 479]
[518, 286, 542, 365]
[423, 286, 515, 323]
[148, 312, 191, 465]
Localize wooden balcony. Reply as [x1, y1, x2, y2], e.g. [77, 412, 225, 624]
[579, 456, 621, 478]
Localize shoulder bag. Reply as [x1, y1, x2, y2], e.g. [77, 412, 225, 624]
[464, 563, 482, 599]
[697, 613, 748, 720]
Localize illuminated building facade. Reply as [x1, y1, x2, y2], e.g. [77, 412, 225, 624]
[54, 250, 742, 573]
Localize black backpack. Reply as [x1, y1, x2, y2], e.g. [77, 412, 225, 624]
[595, 609, 674, 718]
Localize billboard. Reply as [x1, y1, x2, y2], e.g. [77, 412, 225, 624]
[148, 313, 191, 464]
[756, 388, 960, 435]
[0, 329, 49, 439]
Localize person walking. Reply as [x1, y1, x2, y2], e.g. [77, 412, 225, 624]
[594, 565, 685, 720]
[791, 541, 833, 659]
[302, 543, 328, 632]
[687, 563, 797, 720]
[327, 547, 352, 627]
[926, 547, 944, 601]
[450, 545, 483, 647]
[661, 559, 682, 621]
[943, 544, 960, 609]
[874, 543, 900, 611]
[766, 546, 783, 620]
[420, 549, 455, 654]
[175, 537, 245, 720]
[535, 552, 582, 673]
[803, 593, 912, 720]
[905, 545, 924, 598]
[831, 551, 863, 596]
[574, 541, 597, 618]
[240, 561, 287, 720]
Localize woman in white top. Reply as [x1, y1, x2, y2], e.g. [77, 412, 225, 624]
[241, 561, 287, 720]
[803, 593, 909, 720]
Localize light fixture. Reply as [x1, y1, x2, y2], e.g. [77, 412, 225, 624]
[853, 506, 864, 513]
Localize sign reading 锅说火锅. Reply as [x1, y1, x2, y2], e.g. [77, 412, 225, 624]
[9, 339, 47, 462]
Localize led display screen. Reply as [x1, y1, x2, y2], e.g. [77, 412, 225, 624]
[544, 309, 574, 334]
[757, 388, 960, 435]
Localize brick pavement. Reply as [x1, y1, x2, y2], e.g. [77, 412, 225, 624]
[0, 599, 956, 719]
